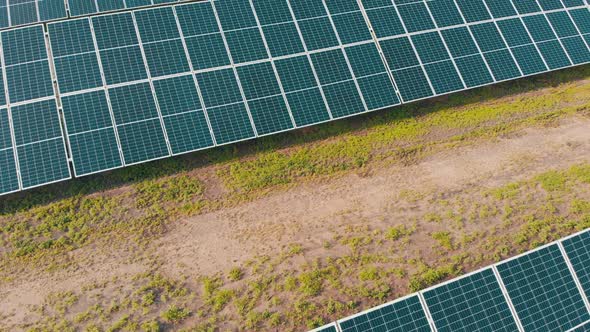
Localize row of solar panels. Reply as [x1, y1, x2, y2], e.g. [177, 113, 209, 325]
[1, 0, 590, 195]
[0, 0, 192, 30]
[311, 229, 590, 332]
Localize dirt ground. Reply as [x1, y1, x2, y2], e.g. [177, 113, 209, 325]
[157, 117, 590, 274]
[3, 112, 590, 330]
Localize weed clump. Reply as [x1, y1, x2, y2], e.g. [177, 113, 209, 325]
[161, 305, 190, 323]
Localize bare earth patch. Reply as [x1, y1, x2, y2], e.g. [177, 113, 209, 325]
[157, 117, 590, 275]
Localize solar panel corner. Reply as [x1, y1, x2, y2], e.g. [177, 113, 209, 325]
[308, 322, 339, 332]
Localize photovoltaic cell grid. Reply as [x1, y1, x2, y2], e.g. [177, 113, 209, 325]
[0, 0, 589, 196]
[361, 0, 590, 102]
[37, 0, 401, 182]
[571, 320, 590, 332]
[563, 231, 590, 303]
[0, 0, 67, 29]
[422, 268, 519, 332]
[497, 244, 590, 332]
[0, 25, 70, 192]
[0, 0, 201, 30]
[68, 0, 180, 17]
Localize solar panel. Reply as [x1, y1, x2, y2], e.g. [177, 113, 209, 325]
[36, 0, 401, 186]
[496, 244, 590, 332]
[562, 231, 590, 303]
[0, 0, 67, 30]
[11, 99, 71, 189]
[0, 108, 19, 194]
[422, 268, 520, 332]
[368, 0, 590, 98]
[0, 25, 71, 191]
[0, 0, 588, 195]
[68, 0, 179, 17]
[338, 295, 432, 332]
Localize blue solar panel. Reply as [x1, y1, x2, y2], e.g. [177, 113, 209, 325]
[0, 24, 72, 193]
[11, 99, 70, 189]
[61, 91, 123, 176]
[562, 230, 590, 303]
[0, 108, 18, 193]
[0, 0, 66, 29]
[497, 244, 590, 332]
[68, 0, 182, 17]
[423, 268, 519, 332]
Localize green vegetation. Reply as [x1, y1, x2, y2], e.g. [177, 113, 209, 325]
[228, 267, 243, 281]
[409, 263, 461, 292]
[161, 305, 190, 323]
[359, 266, 380, 281]
[489, 182, 521, 200]
[535, 170, 567, 192]
[12, 160, 590, 331]
[385, 224, 414, 241]
[134, 174, 204, 208]
[432, 232, 454, 250]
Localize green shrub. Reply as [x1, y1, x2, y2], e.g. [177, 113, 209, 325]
[228, 267, 243, 281]
[409, 264, 460, 292]
[535, 170, 566, 192]
[142, 291, 155, 306]
[568, 164, 590, 183]
[161, 305, 190, 323]
[489, 182, 521, 200]
[141, 320, 160, 332]
[359, 266, 380, 281]
[208, 289, 234, 312]
[432, 232, 454, 250]
[385, 225, 413, 241]
[298, 270, 323, 297]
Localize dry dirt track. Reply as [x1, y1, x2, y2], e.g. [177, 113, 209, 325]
[156, 116, 590, 276]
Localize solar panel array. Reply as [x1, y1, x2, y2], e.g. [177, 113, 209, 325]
[0, 0, 67, 29]
[0, 0, 589, 195]
[309, 228, 590, 332]
[67, 0, 181, 17]
[0, 25, 70, 193]
[0, 0, 206, 30]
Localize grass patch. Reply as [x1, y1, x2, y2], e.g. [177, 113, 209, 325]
[359, 266, 380, 281]
[489, 182, 521, 200]
[228, 267, 243, 282]
[385, 225, 414, 241]
[432, 232, 454, 250]
[161, 305, 190, 323]
[409, 264, 461, 292]
[535, 170, 567, 192]
[135, 174, 204, 208]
